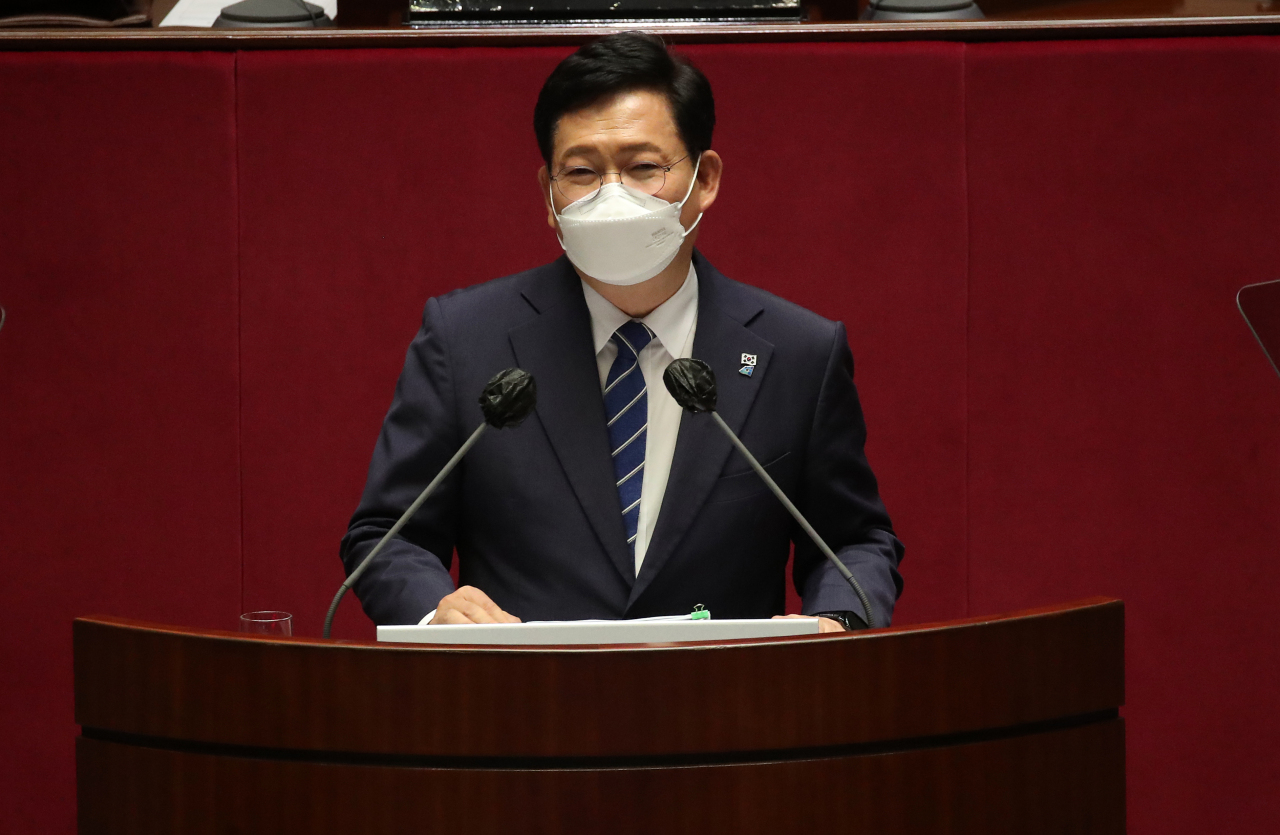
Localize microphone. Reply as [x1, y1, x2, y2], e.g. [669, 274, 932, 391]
[663, 358, 877, 629]
[322, 367, 537, 639]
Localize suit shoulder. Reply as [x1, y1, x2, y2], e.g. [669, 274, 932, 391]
[714, 273, 842, 347]
[429, 262, 547, 322]
[417, 259, 583, 343]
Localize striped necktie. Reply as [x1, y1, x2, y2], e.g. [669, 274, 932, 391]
[604, 320, 654, 556]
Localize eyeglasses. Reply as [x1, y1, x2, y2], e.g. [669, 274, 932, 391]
[551, 155, 690, 204]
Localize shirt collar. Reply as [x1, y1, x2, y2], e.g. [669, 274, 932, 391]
[581, 262, 699, 356]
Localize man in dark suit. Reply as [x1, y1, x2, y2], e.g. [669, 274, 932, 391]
[341, 32, 903, 632]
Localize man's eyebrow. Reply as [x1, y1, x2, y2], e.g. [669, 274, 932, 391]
[557, 140, 670, 160]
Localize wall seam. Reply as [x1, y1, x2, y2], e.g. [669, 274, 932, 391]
[961, 41, 973, 619]
[234, 51, 245, 618]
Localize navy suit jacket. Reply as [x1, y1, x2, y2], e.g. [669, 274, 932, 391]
[341, 251, 903, 625]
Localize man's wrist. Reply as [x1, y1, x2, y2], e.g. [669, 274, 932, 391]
[813, 611, 866, 631]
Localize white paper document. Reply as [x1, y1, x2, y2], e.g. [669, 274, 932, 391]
[378, 617, 819, 646]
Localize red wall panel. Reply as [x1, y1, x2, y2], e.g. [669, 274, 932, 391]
[4, 34, 1279, 835]
[0, 53, 241, 832]
[965, 37, 1280, 834]
[234, 43, 969, 638]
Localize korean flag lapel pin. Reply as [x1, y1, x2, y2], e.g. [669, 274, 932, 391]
[739, 352, 757, 377]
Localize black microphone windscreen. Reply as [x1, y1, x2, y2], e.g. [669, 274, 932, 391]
[479, 368, 537, 428]
[664, 358, 718, 413]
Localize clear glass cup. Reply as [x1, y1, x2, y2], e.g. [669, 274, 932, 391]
[239, 611, 292, 637]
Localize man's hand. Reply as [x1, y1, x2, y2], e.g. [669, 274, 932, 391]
[772, 614, 846, 633]
[430, 586, 521, 625]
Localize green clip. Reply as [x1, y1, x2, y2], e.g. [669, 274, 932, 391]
[690, 604, 710, 620]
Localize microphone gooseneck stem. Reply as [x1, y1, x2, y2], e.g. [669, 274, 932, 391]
[709, 411, 876, 629]
[322, 421, 490, 639]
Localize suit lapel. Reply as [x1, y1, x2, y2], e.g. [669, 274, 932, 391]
[509, 260, 635, 588]
[628, 256, 774, 609]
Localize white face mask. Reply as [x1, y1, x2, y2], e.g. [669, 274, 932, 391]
[552, 155, 703, 286]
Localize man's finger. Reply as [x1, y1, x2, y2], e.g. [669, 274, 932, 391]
[470, 589, 509, 619]
[480, 598, 521, 623]
[455, 585, 495, 605]
[456, 585, 520, 623]
[450, 599, 500, 624]
[433, 595, 500, 624]
[434, 607, 476, 625]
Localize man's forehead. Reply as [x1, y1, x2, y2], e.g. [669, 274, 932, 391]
[551, 89, 683, 159]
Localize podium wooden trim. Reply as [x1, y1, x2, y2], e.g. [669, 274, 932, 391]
[75, 597, 1125, 833]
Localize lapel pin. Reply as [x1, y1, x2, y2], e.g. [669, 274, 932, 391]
[739, 365, 754, 377]
[740, 353, 757, 366]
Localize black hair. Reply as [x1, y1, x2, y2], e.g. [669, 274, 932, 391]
[533, 32, 715, 168]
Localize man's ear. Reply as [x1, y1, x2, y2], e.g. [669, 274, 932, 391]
[537, 166, 557, 231]
[694, 150, 723, 214]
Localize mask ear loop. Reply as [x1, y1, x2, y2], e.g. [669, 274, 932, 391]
[677, 153, 704, 239]
[549, 178, 568, 252]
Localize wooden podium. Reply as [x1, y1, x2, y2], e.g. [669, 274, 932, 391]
[74, 598, 1124, 833]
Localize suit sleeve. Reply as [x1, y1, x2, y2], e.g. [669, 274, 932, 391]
[339, 296, 463, 625]
[793, 322, 904, 626]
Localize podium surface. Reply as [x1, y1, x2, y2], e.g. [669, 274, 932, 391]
[75, 598, 1124, 833]
[377, 615, 818, 644]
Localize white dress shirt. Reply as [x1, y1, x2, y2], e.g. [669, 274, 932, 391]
[581, 264, 699, 575]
